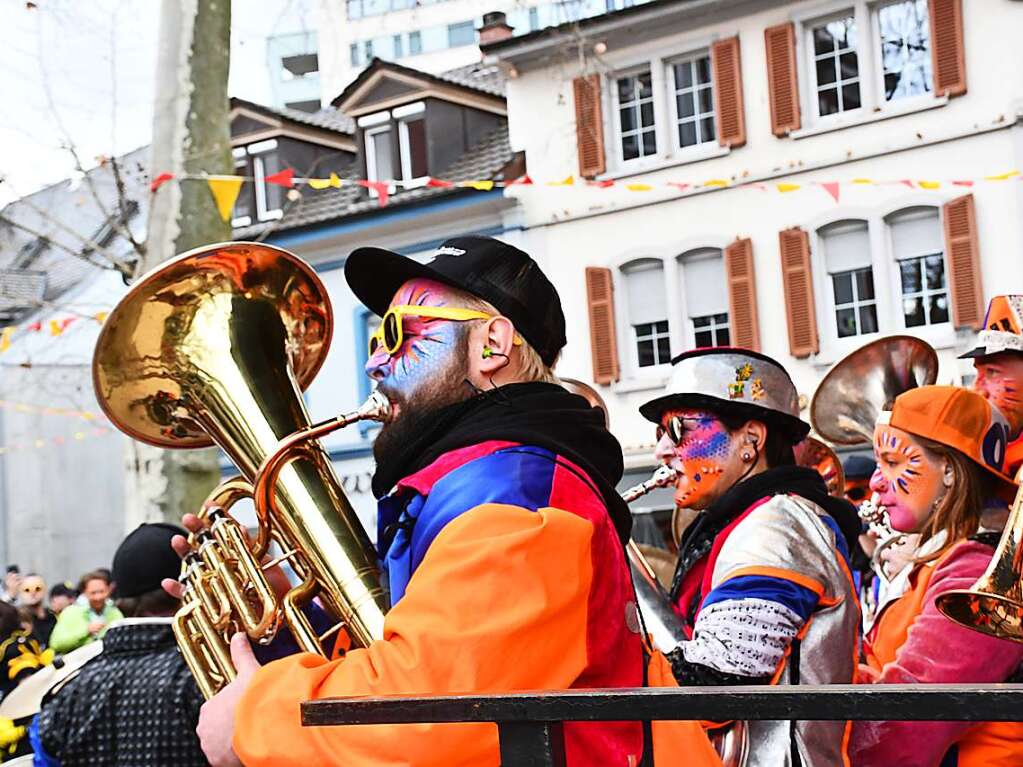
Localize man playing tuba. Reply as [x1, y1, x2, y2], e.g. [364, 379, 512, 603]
[193, 236, 717, 767]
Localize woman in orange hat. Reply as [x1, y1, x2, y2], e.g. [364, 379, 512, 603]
[851, 385, 1023, 767]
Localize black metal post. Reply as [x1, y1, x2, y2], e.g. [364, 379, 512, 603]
[497, 721, 566, 767]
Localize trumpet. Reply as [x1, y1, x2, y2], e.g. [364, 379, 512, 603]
[858, 492, 907, 582]
[93, 242, 391, 698]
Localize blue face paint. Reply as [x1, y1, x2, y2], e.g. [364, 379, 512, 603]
[365, 279, 465, 402]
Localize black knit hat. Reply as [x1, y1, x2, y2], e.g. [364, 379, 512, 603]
[345, 236, 567, 366]
[111, 523, 186, 599]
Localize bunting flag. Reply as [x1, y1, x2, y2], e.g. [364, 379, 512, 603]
[0, 400, 102, 423]
[147, 167, 1022, 212]
[48, 318, 76, 336]
[0, 328, 12, 354]
[0, 311, 109, 355]
[265, 168, 296, 188]
[207, 177, 244, 222]
[0, 426, 113, 457]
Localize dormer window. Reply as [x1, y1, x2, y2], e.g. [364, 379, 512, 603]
[232, 139, 284, 227]
[359, 102, 428, 192]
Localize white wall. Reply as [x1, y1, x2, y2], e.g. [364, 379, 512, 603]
[498, 0, 1023, 461]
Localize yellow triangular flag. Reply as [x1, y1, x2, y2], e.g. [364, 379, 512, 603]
[329, 172, 343, 188]
[851, 178, 873, 185]
[307, 177, 332, 190]
[777, 183, 801, 193]
[547, 175, 575, 186]
[207, 177, 244, 222]
[49, 320, 63, 336]
[0, 327, 13, 353]
[625, 183, 653, 191]
[918, 181, 941, 190]
[985, 170, 1020, 181]
[94, 311, 109, 323]
[459, 180, 495, 191]
[702, 179, 729, 188]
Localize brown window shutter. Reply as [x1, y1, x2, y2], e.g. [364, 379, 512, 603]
[929, 0, 966, 97]
[942, 193, 983, 329]
[585, 267, 620, 384]
[573, 75, 606, 179]
[711, 36, 746, 148]
[724, 238, 760, 351]
[778, 227, 819, 358]
[764, 23, 801, 136]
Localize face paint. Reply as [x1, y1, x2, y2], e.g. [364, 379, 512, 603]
[366, 278, 466, 406]
[870, 424, 945, 533]
[974, 356, 1023, 436]
[660, 408, 737, 510]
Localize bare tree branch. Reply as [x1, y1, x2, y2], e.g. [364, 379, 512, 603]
[0, 210, 128, 276]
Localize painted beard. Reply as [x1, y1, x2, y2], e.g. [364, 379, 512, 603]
[372, 335, 473, 470]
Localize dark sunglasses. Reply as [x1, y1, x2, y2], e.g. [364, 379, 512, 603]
[656, 415, 716, 445]
[846, 486, 869, 502]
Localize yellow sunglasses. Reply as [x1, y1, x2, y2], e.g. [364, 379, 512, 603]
[368, 304, 523, 357]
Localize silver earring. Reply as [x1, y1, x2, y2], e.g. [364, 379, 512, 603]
[741, 451, 752, 462]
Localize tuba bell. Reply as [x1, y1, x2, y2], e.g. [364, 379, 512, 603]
[809, 335, 938, 579]
[93, 242, 390, 698]
[936, 467, 1023, 642]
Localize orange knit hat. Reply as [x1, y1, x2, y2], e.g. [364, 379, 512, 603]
[887, 385, 1018, 494]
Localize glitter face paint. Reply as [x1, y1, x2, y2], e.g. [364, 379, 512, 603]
[365, 278, 466, 404]
[870, 424, 946, 533]
[660, 408, 736, 510]
[974, 356, 1023, 436]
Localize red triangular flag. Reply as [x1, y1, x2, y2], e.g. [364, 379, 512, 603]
[899, 179, 915, 189]
[666, 182, 690, 191]
[506, 175, 534, 186]
[426, 177, 454, 188]
[587, 179, 615, 188]
[820, 182, 840, 203]
[358, 180, 390, 207]
[265, 168, 295, 188]
[953, 180, 974, 187]
[26, 321, 42, 332]
[150, 172, 174, 193]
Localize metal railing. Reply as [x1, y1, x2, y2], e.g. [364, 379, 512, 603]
[302, 684, 1023, 766]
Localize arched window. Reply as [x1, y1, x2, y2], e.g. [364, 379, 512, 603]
[621, 258, 670, 368]
[677, 248, 729, 347]
[818, 219, 876, 338]
[887, 206, 948, 328]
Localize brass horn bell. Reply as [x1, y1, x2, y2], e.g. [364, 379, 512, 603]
[93, 242, 389, 697]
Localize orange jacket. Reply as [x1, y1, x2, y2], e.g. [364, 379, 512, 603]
[233, 442, 714, 766]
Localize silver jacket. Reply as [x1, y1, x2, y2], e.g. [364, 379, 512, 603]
[699, 494, 859, 767]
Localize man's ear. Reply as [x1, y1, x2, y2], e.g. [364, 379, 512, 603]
[478, 316, 516, 372]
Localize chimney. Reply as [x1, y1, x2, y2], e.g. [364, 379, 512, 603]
[479, 11, 514, 46]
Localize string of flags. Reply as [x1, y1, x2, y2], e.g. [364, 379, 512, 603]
[0, 311, 109, 353]
[0, 400, 105, 424]
[0, 426, 113, 457]
[148, 167, 1023, 221]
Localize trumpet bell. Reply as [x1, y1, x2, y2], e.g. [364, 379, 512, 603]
[810, 335, 938, 445]
[93, 241, 331, 449]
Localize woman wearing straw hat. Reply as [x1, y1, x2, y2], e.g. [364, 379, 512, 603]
[851, 386, 1023, 767]
[640, 348, 861, 767]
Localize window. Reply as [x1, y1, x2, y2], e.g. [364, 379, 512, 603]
[447, 21, 475, 48]
[810, 15, 861, 117]
[820, 221, 877, 338]
[889, 208, 948, 327]
[393, 35, 404, 58]
[364, 40, 374, 60]
[878, 0, 932, 102]
[670, 55, 715, 149]
[622, 259, 670, 368]
[528, 7, 539, 30]
[679, 249, 730, 347]
[231, 142, 281, 225]
[615, 70, 656, 162]
[365, 126, 395, 183]
[398, 118, 428, 180]
[409, 31, 422, 54]
[350, 43, 360, 67]
[799, 1, 935, 127]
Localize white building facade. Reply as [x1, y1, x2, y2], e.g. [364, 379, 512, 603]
[486, 0, 1023, 473]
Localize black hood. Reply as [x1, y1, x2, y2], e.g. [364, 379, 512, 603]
[372, 381, 632, 543]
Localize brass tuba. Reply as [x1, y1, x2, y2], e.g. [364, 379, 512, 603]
[93, 242, 390, 698]
[809, 335, 938, 578]
[936, 467, 1023, 642]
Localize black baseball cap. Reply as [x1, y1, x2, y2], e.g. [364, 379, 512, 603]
[111, 523, 187, 599]
[344, 236, 567, 366]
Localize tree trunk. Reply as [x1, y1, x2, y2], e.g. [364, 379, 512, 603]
[126, 0, 231, 528]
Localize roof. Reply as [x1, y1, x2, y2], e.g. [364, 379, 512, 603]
[235, 123, 514, 238]
[230, 97, 354, 135]
[0, 146, 148, 326]
[332, 57, 507, 110]
[482, 0, 735, 62]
